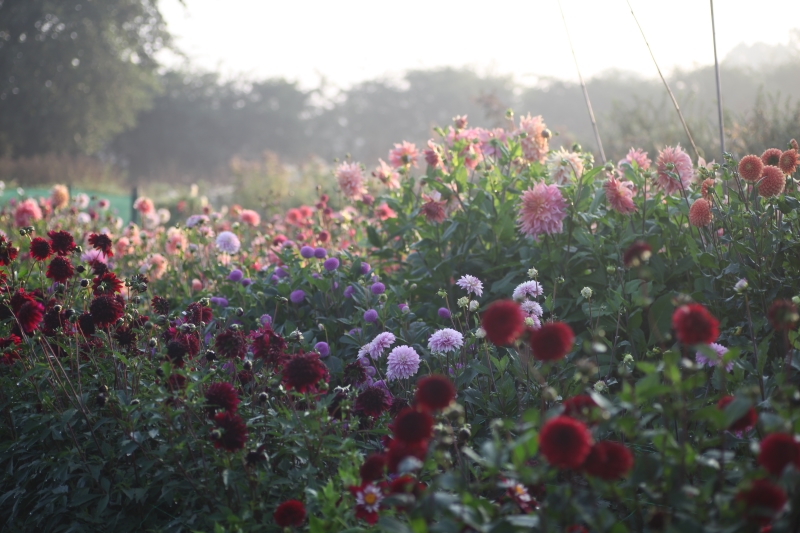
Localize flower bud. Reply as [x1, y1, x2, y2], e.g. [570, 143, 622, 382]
[475, 327, 486, 339]
[468, 300, 479, 311]
[205, 350, 216, 361]
[80, 279, 90, 288]
[148, 338, 157, 348]
[243, 360, 253, 371]
[235, 307, 244, 317]
[580, 287, 593, 299]
[258, 392, 268, 403]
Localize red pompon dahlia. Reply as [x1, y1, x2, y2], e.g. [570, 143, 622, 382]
[214, 328, 248, 359]
[205, 382, 240, 412]
[688, 198, 712, 227]
[212, 410, 247, 452]
[767, 299, 799, 331]
[481, 299, 525, 346]
[89, 294, 125, 328]
[342, 360, 368, 387]
[273, 500, 306, 528]
[738, 154, 764, 182]
[386, 439, 428, 474]
[414, 374, 456, 412]
[359, 453, 387, 482]
[355, 385, 391, 418]
[758, 165, 786, 198]
[736, 479, 787, 525]
[47, 230, 76, 255]
[672, 304, 719, 345]
[0, 236, 18, 266]
[46, 256, 75, 284]
[281, 351, 329, 393]
[562, 395, 601, 423]
[779, 149, 798, 175]
[113, 326, 136, 347]
[166, 374, 187, 392]
[77, 312, 96, 336]
[29, 237, 52, 261]
[538, 416, 593, 469]
[622, 240, 651, 268]
[17, 299, 44, 334]
[92, 271, 123, 295]
[528, 321, 574, 362]
[250, 325, 287, 365]
[88, 233, 113, 257]
[582, 441, 634, 480]
[758, 433, 800, 476]
[166, 341, 188, 367]
[185, 301, 213, 325]
[151, 296, 170, 315]
[761, 148, 782, 167]
[717, 396, 757, 432]
[392, 408, 433, 445]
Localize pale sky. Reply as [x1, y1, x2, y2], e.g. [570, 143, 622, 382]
[159, 0, 800, 89]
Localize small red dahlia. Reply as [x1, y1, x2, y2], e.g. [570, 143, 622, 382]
[716, 396, 757, 432]
[767, 299, 799, 331]
[0, 236, 18, 266]
[582, 441, 634, 480]
[185, 301, 213, 325]
[688, 198, 712, 227]
[214, 328, 248, 359]
[414, 374, 456, 412]
[758, 165, 786, 198]
[29, 237, 52, 261]
[273, 500, 306, 528]
[212, 410, 247, 452]
[736, 479, 787, 525]
[250, 325, 287, 365]
[0, 334, 22, 365]
[420, 199, 446, 224]
[738, 154, 764, 182]
[92, 271, 123, 295]
[342, 360, 368, 387]
[17, 299, 44, 334]
[47, 230, 75, 255]
[205, 382, 240, 412]
[528, 321, 574, 361]
[622, 240, 651, 268]
[538, 416, 592, 469]
[355, 385, 391, 418]
[386, 438, 428, 474]
[359, 453, 387, 482]
[757, 433, 800, 476]
[672, 303, 719, 345]
[562, 395, 600, 424]
[77, 312, 96, 336]
[151, 296, 170, 315]
[166, 341, 188, 367]
[46, 256, 75, 284]
[481, 299, 525, 346]
[761, 148, 782, 167]
[88, 233, 114, 257]
[89, 294, 125, 328]
[281, 351, 329, 393]
[392, 408, 433, 445]
[779, 149, 798, 175]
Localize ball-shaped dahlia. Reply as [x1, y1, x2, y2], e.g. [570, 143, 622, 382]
[767, 299, 799, 331]
[582, 441, 634, 480]
[205, 382, 240, 412]
[538, 416, 592, 469]
[212, 410, 247, 452]
[392, 408, 433, 445]
[737, 155, 763, 182]
[716, 396, 757, 432]
[46, 256, 75, 284]
[758, 165, 786, 198]
[355, 385, 391, 418]
[761, 148, 782, 167]
[89, 295, 124, 328]
[214, 329, 248, 359]
[481, 300, 525, 346]
[757, 433, 800, 476]
[77, 312, 96, 336]
[47, 230, 75, 255]
[165, 341, 188, 367]
[562, 395, 600, 423]
[386, 439, 428, 474]
[29, 237, 52, 261]
[359, 453, 387, 483]
[672, 303, 719, 345]
[779, 149, 798, 175]
[273, 500, 306, 528]
[281, 351, 329, 393]
[342, 360, 368, 387]
[528, 322, 574, 362]
[688, 198, 712, 227]
[736, 479, 787, 525]
[414, 375, 456, 412]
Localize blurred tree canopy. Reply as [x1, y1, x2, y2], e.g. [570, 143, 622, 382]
[0, 0, 169, 157]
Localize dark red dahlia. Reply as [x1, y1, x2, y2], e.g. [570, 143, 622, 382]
[562, 395, 599, 422]
[250, 325, 287, 365]
[0, 334, 22, 365]
[528, 321, 574, 361]
[767, 299, 799, 331]
[16, 299, 44, 334]
[582, 441, 634, 480]
[355, 385, 391, 418]
[538, 416, 592, 469]
[414, 374, 456, 412]
[212, 410, 247, 452]
[389, 474, 425, 497]
[389, 396, 409, 417]
[205, 382, 240, 412]
[42, 308, 70, 336]
[360, 453, 387, 482]
[77, 312, 96, 336]
[386, 438, 428, 474]
[0, 236, 19, 266]
[113, 326, 137, 347]
[281, 351, 329, 393]
[761, 148, 782, 167]
[29, 237, 52, 261]
[46, 256, 75, 284]
[481, 299, 525, 346]
[342, 360, 368, 387]
[392, 408, 433, 445]
[214, 328, 248, 359]
[92, 272, 123, 295]
[47, 230, 75, 255]
[736, 479, 787, 525]
[185, 301, 212, 325]
[166, 374, 186, 392]
[273, 500, 306, 528]
[88, 233, 114, 257]
[671, 303, 719, 345]
[165, 341, 188, 367]
[151, 296, 170, 315]
[758, 433, 800, 476]
[89, 294, 124, 328]
[622, 240, 652, 268]
[89, 260, 108, 276]
[717, 396, 757, 432]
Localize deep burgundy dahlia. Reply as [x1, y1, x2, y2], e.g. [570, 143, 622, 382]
[92, 272, 123, 295]
[389, 396, 410, 417]
[47, 230, 76, 255]
[386, 438, 428, 474]
[205, 382, 240, 412]
[622, 240, 651, 268]
[342, 360, 368, 387]
[281, 351, 329, 393]
[89, 294, 124, 328]
[212, 410, 247, 452]
[113, 326, 137, 347]
[29, 237, 52, 261]
[359, 453, 387, 482]
[355, 385, 391, 418]
[0, 334, 22, 365]
[562, 395, 600, 423]
[392, 408, 433, 445]
[758, 433, 800, 476]
[528, 322, 574, 361]
[250, 325, 287, 365]
[46, 256, 74, 284]
[151, 296, 170, 315]
[0, 236, 19, 266]
[582, 441, 634, 480]
[716, 396, 757, 432]
[481, 299, 525, 346]
[214, 328, 248, 359]
[165, 341, 188, 367]
[538, 416, 592, 469]
[273, 500, 306, 528]
[17, 299, 44, 334]
[88, 233, 113, 257]
[185, 302, 213, 325]
[414, 374, 456, 412]
[767, 299, 799, 331]
[672, 303, 719, 345]
[736, 479, 787, 525]
[77, 312, 96, 336]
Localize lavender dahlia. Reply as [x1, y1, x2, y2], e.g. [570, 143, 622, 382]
[427, 328, 464, 354]
[456, 275, 483, 297]
[386, 346, 420, 381]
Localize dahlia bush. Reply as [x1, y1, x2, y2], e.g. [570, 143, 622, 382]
[1, 117, 800, 532]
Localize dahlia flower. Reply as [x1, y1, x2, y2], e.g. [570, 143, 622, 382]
[212, 411, 247, 452]
[372, 159, 400, 189]
[517, 183, 567, 240]
[393, 408, 433, 444]
[546, 148, 584, 185]
[672, 303, 719, 345]
[133, 196, 154, 215]
[216, 231, 241, 254]
[758, 433, 800, 476]
[520, 299, 544, 317]
[758, 165, 786, 198]
[367, 332, 396, 359]
[538, 415, 593, 469]
[336, 162, 367, 200]
[239, 209, 260, 226]
[618, 148, 651, 170]
[481, 300, 525, 346]
[604, 176, 636, 214]
[761, 148, 782, 167]
[736, 479, 787, 525]
[388, 141, 419, 168]
[655, 145, 693, 195]
[355, 385, 391, 418]
[386, 345, 420, 381]
[273, 500, 306, 528]
[350, 483, 384, 524]
[716, 396, 757, 432]
[360, 454, 387, 483]
[738, 155, 763, 182]
[528, 321, 574, 361]
[779, 149, 798, 174]
[513, 280, 543, 300]
[456, 274, 483, 297]
[50, 185, 69, 209]
[414, 375, 456, 411]
[582, 441, 634, 480]
[427, 328, 464, 353]
[695, 342, 732, 371]
[516, 114, 549, 163]
[14, 199, 43, 227]
[688, 198, 712, 226]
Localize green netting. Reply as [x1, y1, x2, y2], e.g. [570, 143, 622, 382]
[0, 186, 133, 224]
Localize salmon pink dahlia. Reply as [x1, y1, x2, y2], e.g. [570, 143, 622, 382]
[273, 500, 306, 528]
[758, 165, 785, 198]
[14, 199, 43, 227]
[239, 209, 260, 226]
[582, 441, 634, 480]
[736, 479, 786, 525]
[688, 198, 712, 227]
[604, 176, 636, 214]
[388, 141, 419, 168]
[738, 154, 763, 182]
[655, 145, 693, 195]
[517, 183, 567, 240]
[538, 416, 592, 469]
[779, 149, 798, 174]
[761, 148, 782, 167]
[336, 162, 367, 200]
[481, 300, 525, 346]
[528, 322, 574, 361]
[414, 375, 456, 411]
[758, 433, 800, 476]
[618, 147, 651, 170]
[672, 303, 718, 345]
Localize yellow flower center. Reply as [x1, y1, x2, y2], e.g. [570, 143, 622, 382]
[363, 493, 377, 505]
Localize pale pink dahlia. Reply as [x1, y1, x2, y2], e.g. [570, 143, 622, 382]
[368, 332, 396, 359]
[516, 114, 549, 164]
[428, 328, 464, 354]
[133, 196, 154, 215]
[476, 127, 508, 158]
[546, 148, 584, 185]
[14, 199, 43, 227]
[386, 345, 420, 380]
[618, 148, 651, 171]
[335, 162, 367, 200]
[604, 176, 636, 214]
[520, 300, 544, 317]
[695, 343, 732, 372]
[372, 159, 400, 189]
[513, 280, 543, 300]
[456, 274, 483, 297]
[517, 184, 567, 240]
[240, 209, 261, 226]
[655, 145, 693, 196]
[141, 253, 167, 280]
[388, 141, 419, 168]
[165, 227, 188, 255]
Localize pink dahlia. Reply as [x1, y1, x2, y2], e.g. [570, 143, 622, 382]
[133, 197, 154, 215]
[388, 141, 419, 168]
[386, 345, 420, 381]
[516, 114, 549, 164]
[546, 148, 584, 185]
[14, 199, 43, 227]
[336, 162, 367, 200]
[476, 127, 508, 158]
[517, 183, 567, 240]
[655, 145, 693, 196]
[604, 176, 636, 214]
[240, 209, 261, 226]
[372, 159, 400, 189]
[374, 203, 396, 221]
[695, 342, 732, 371]
[618, 148, 651, 171]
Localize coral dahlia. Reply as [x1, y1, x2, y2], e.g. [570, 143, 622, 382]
[655, 145, 693, 195]
[761, 148, 782, 167]
[780, 149, 798, 174]
[688, 198, 712, 227]
[758, 165, 785, 198]
[738, 155, 763, 182]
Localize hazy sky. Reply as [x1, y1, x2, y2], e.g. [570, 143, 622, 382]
[160, 0, 800, 89]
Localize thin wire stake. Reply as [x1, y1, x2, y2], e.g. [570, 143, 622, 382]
[626, 0, 701, 160]
[710, 0, 725, 160]
[557, 0, 606, 164]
